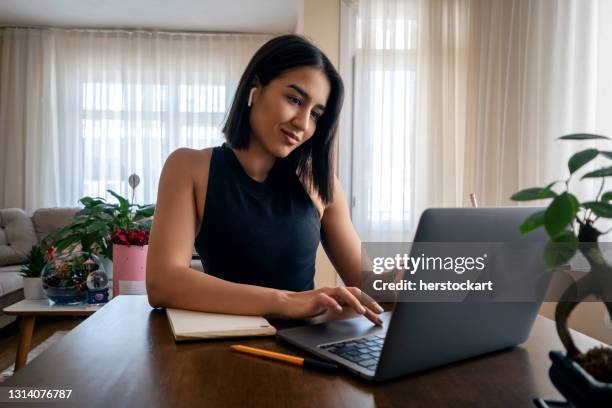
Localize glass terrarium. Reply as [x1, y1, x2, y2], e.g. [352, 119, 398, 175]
[42, 252, 107, 305]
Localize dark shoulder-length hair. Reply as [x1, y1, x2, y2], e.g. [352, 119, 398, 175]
[222, 34, 344, 205]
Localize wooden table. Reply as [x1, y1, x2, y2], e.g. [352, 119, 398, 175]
[3, 299, 105, 371]
[1, 296, 606, 407]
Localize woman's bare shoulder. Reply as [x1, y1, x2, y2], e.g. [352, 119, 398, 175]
[161, 147, 211, 187]
[165, 147, 212, 172]
[161, 147, 214, 227]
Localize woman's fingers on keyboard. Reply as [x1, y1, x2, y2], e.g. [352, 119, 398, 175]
[346, 287, 384, 314]
[337, 287, 383, 325]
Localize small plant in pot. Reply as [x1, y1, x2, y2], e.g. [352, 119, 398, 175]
[44, 174, 154, 298]
[45, 174, 155, 274]
[511, 133, 612, 407]
[110, 210, 151, 296]
[19, 245, 47, 300]
[110, 227, 150, 297]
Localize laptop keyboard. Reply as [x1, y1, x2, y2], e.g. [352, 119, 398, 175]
[319, 334, 385, 371]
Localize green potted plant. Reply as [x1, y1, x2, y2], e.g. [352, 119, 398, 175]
[20, 245, 47, 300]
[511, 133, 612, 406]
[44, 174, 155, 279]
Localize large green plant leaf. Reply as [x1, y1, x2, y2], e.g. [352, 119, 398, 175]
[568, 148, 599, 174]
[85, 221, 109, 234]
[520, 210, 546, 235]
[601, 191, 612, 202]
[53, 235, 81, 252]
[511, 187, 557, 201]
[541, 181, 564, 197]
[544, 193, 578, 238]
[134, 205, 155, 220]
[47, 225, 73, 241]
[558, 133, 611, 140]
[107, 189, 130, 212]
[543, 230, 578, 269]
[583, 201, 612, 218]
[581, 166, 612, 179]
[78, 205, 112, 216]
[568, 193, 579, 212]
[79, 196, 106, 208]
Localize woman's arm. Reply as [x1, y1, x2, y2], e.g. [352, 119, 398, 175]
[320, 177, 384, 321]
[146, 148, 281, 315]
[146, 149, 381, 323]
[320, 177, 361, 286]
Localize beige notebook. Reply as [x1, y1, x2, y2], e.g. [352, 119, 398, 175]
[166, 308, 277, 341]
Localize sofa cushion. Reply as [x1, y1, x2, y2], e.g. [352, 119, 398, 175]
[0, 208, 38, 266]
[0, 264, 23, 273]
[32, 207, 80, 243]
[0, 269, 24, 296]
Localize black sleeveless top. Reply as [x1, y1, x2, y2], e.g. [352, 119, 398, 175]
[194, 143, 321, 292]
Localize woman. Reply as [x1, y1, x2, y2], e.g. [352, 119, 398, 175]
[146, 35, 383, 325]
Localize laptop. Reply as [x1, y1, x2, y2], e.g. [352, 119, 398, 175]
[277, 207, 550, 381]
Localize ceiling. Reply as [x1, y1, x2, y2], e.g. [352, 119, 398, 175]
[0, 0, 302, 33]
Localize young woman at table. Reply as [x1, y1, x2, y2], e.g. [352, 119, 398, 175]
[146, 35, 383, 325]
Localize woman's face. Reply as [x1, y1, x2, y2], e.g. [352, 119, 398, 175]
[249, 66, 331, 158]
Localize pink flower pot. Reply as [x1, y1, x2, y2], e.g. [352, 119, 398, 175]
[112, 244, 148, 296]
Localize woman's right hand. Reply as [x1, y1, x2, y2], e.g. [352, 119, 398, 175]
[275, 286, 384, 325]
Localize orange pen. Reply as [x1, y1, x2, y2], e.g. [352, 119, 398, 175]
[230, 344, 339, 372]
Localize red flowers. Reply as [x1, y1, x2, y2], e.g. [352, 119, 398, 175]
[111, 227, 150, 246]
[46, 246, 55, 261]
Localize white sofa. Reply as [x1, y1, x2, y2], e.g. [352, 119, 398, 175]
[0, 207, 79, 329]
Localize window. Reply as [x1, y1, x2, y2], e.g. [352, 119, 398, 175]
[343, 0, 419, 241]
[80, 81, 226, 200]
[0, 28, 269, 212]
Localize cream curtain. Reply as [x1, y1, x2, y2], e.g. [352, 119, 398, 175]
[461, 0, 612, 208]
[0, 28, 270, 213]
[413, 0, 471, 218]
[346, 0, 612, 241]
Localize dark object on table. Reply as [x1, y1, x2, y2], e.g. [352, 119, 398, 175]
[548, 350, 612, 407]
[533, 398, 571, 407]
[87, 288, 109, 304]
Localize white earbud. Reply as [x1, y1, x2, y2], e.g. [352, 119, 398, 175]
[247, 87, 256, 107]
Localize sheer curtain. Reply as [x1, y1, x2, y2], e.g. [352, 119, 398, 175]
[0, 28, 270, 213]
[344, 0, 612, 242]
[349, 0, 419, 242]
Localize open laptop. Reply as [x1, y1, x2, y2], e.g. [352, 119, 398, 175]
[277, 207, 550, 381]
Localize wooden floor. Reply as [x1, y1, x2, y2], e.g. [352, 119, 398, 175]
[0, 316, 85, 372]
